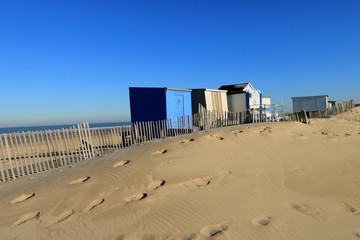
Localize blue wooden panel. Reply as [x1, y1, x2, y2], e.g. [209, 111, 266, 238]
[129, 87, 166, 123]
[166, 89, 192, 128]
[246, 92, 250, 109]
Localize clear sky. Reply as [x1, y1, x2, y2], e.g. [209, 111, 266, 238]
[1, 0, 359, 127]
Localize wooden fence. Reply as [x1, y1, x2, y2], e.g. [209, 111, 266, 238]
[0, 100, 355, 183]
[287, 99, 356, 123]
[0, 109, 261, 182]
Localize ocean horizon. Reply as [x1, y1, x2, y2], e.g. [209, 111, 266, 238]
[0, 122, 131, 134]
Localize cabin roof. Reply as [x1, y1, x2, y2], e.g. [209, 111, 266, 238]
[218, 82, 250, 92]
[129, 87, 191, 92]
[191, 88, 227, 93]
[291, 95, 328, 99]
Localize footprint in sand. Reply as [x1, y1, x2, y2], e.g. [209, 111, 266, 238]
[181, 138, 194, 144]
[260, 127, 272, 134]
[231, 130, 243, 135]
[69, 176, 91, 185]
[113, 160, 130, 168]
[291, 203, 321, 218]
[175, 177, 211, 190]
[147, 179, 166, 190]
[252, 215, 271, 226]
[344, 203, 360, 215]
[84, 198, 105, 212]
[152, 149, 167, 155]
[345, 133, 351, 137]
[192, 177, 210, 187]
[10, 193, 35, 204]
[354, 231, 360, 238]
[48, 210, 75, 226]
[200, 223, 227, 237]
[124, 193, 148, 203]
[122, 232, 155, 240]
[12, 211, 40, 226]
[208, 135, 224, 140]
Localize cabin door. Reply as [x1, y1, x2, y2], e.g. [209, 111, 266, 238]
[172, 95, 184, 128]
[173, 95, 184, 116]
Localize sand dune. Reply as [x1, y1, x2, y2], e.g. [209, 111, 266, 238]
[1, 107, 360, 239]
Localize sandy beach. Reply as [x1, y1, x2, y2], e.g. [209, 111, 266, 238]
[1, 107, 360, 240]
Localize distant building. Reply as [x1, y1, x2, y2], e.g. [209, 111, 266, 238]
[291, 95, 329, 113]
[218, 82, 262, 113]
[191, 89, 228, 114]
[262, 96, 272, 119]
[129, 87, 192, 128]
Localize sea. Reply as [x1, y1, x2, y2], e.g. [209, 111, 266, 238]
[0, 122, 131, 134]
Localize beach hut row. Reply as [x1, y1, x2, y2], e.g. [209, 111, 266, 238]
[129, 82, 275, 128]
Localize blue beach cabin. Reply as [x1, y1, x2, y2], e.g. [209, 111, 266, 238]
[129, 87, 192, 128]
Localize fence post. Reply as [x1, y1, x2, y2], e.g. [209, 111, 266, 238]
[0, 137, 7, 181]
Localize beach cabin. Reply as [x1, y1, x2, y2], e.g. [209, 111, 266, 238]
[291, 95, 329, 113]
[191, 89, 229, 129]
[191, 89, 228, 114]
[129, 87, 192, 128]
[218, 82, 262, 113]
[262, 96, 272, 120]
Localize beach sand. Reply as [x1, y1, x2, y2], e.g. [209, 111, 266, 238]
[1, 107, 360, 240]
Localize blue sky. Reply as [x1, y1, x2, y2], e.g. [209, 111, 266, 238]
[1, 0, 359, 127]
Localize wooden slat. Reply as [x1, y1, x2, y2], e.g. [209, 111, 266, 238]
[81, 123, 92, 158]
[111, 127, 118, 151]
[77, 124, 88, 160]
[20, 131, 32, 174]
[95, 129, 103, 156]
[61, 129, 71, 165]
[118, 126, 123, 149]
[86, 123, 96, 157]
[4, 134, 16, 179]
[50, 130, 61, 166]
[39, 131, 50, 171]
[45, 130, 55, 169]
[70, 127, 80, 162]
[13, 132, 25, 176]
[27, 131, 40, 173]
[0, 137, 7, 181]
[22, 131, 34, 173]
[8, 133, 22, 177]
[33, 131, 45, 171]
[64, 128, 74, 164]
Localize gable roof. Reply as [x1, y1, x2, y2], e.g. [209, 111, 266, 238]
[218, 82, 252, 94]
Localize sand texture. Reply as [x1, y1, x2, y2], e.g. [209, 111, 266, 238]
[1, 108, 360, 239]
